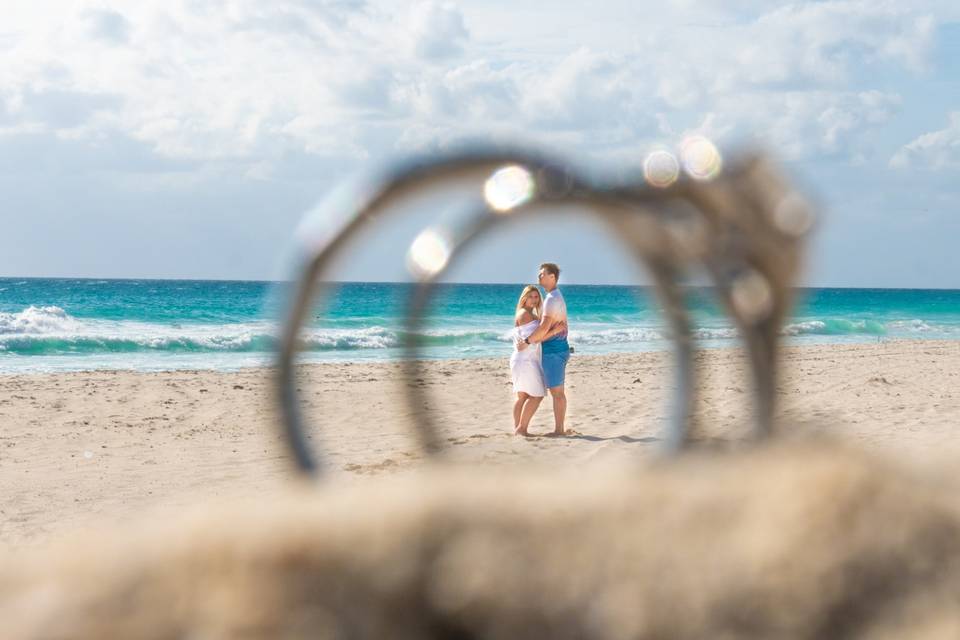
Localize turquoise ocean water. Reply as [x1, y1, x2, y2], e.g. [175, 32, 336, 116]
[2, 278, 960, 373]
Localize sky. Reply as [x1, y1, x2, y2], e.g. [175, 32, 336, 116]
[1, 0, 959, 287]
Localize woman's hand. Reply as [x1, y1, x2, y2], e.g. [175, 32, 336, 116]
[515, 336, 528, 351]
[548, 321, 568, 338]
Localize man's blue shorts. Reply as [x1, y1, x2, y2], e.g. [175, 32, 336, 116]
[541, 338, 570, 389]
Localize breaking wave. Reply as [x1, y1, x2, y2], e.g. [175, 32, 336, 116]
[2, 305, 958, 359]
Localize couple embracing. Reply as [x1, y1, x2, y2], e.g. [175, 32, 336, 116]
[510, 262, 571, 437]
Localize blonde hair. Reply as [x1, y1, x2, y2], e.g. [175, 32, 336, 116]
[515, 285, 542, 319]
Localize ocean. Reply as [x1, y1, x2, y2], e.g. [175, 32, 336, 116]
[2, 278, 960, 374]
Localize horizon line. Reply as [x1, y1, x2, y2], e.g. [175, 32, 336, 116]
[2, 275, 960, 292]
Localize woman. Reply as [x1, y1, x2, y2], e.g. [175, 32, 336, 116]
[510, 285, 565, 436]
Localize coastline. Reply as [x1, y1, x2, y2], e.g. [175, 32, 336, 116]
[3, 339, 960, 547]
[6, 280, 960, 374]
[0, 334, 947, 376]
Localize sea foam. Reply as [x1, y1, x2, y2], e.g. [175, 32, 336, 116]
[0, 306, 79, 335]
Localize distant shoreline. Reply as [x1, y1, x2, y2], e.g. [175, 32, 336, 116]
[0, 337, 955, 378]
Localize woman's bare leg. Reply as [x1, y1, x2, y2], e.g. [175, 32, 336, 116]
[517, 396, 543, 435]
[513, 392, 529, 431]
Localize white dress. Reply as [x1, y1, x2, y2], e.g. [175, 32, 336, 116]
[510, 319, 546, 397]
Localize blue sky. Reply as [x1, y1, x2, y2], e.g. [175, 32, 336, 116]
[1, 1, 958, 286]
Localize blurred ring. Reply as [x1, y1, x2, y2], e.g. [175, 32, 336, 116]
[275, 146, 811, 476]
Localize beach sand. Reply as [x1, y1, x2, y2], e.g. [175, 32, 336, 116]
[3, 339, 960, 547]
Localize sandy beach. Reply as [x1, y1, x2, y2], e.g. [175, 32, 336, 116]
[3, 339, 960, 547]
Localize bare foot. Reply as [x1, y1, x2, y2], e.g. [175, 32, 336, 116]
[514, 425, 531, 436]
[547, 429, 568, 437]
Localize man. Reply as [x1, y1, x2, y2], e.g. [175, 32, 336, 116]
[517, 262, 570, 436]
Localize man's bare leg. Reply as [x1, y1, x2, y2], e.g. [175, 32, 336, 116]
[549, 385, 566, 435]
[517, 396, 543, 436]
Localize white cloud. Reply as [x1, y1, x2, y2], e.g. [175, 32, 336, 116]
[406, 1, 469, 61]
[746, 2, 935, 80]
[890, 112, 960, 169]
[83, 8, 132, 45]
[0, 0, 943, 178]
[520, 48, 644, 128]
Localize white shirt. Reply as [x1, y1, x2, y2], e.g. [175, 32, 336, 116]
[543, 288, 567, 338]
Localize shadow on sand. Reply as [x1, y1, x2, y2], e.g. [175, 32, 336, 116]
[567, 434, 659, 444]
